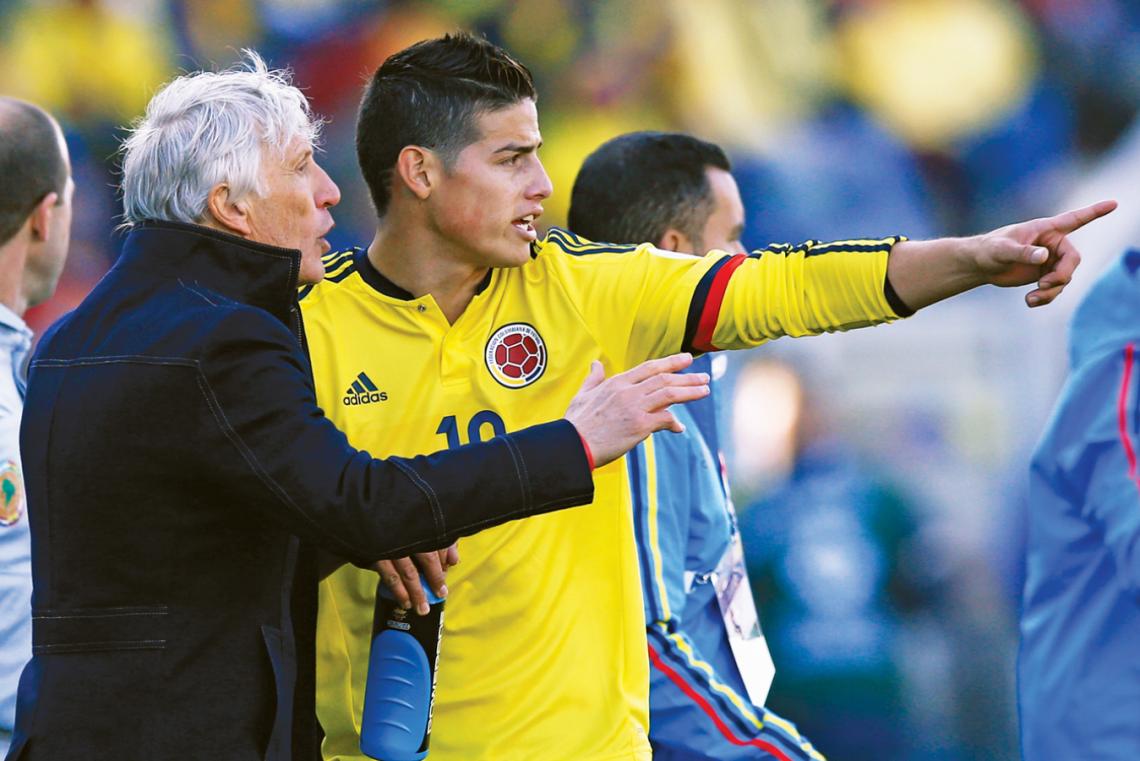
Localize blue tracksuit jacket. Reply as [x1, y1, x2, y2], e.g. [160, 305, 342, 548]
[1019, 249, 1140, 759]
[628, 354, 822, 760]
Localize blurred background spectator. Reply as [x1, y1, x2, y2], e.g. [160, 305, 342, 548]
[739, 360, 932, 761]
[3, 1, 1138, 758]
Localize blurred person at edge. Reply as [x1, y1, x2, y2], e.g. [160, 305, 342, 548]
[306, 31, 1113, 761]
[5, 53, 705, 761]
[0, 98, 73, 759]
[741, 367, 931, 761]
[566, 131, 823, 761]
[1020, 248, 1140, 760]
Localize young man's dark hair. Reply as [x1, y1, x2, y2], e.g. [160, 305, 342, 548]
[356, 32, 537, 217]
[0, 99, 69, 244]
[568, 131, 731, 250]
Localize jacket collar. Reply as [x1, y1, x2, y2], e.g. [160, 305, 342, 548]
[117, 220, 302, 319]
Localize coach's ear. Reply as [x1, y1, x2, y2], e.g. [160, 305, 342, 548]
[395, 145, 435, 202]
[657, 228, 696, 255]
[204, 182, 253, 237]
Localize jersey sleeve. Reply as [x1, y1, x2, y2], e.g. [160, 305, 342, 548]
[541, 230, 906, 368]
[540, 229, 716, 366]
[696, 238, 905, 353]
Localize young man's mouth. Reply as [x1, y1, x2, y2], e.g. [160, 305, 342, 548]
[512, 214, 538, 240]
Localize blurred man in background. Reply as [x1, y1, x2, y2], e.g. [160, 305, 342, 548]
[741, 365, 930, 761]
[568, 130, 821, 761]
[0, 97, 72, 758]
[307, 31, 1112, 761]
[1020, 247, 1140, 760]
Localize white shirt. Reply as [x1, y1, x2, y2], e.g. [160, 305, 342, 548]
[0, 302, 32, 749]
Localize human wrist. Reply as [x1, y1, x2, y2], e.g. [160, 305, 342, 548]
[577, 431, 595, 471]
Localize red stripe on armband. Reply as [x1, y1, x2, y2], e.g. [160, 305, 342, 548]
[692, 254, 746, 352]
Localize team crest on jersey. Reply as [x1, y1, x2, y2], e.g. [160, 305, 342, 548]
[485, 323, 547, 389]
[0, 460, 23, 526]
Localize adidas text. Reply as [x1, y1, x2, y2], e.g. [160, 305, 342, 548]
[343, 371, 387, 406]
[343, 391, 388, 406]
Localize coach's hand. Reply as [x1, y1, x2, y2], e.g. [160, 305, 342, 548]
[565, 353, 710, 468]
[372, 543, 459, 615]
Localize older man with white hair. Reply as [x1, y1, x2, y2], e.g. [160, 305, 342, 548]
[5, 54, 706, 761]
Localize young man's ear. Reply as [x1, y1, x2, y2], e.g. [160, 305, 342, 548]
[394, 146, 438, 202]
[657, 228, 695, 255]
[205, 183, 253, 237]
[28, 192, 60, 242]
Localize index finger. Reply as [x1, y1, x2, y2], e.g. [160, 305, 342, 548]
[1047, 199, 1117, 235]
[372, 559, 411, 609]
[416, 550, 449, 598]
[620, 353, 694, 384]
[394, 556, 430, 614]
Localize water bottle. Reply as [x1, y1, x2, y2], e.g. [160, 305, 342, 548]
[360, 578, 445, 761]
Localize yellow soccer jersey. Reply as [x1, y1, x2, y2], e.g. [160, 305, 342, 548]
[303, 229, 905, 761]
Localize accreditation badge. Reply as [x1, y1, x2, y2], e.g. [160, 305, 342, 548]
[713, 532, 775, 706]
[0, 459, 23, 526]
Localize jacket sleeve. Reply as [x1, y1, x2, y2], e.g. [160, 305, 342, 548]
[198, 307, 594, 565]
[1057, 343, 1140, 597]
[629, 435, 824, 761]
[647, 627, 825, 761]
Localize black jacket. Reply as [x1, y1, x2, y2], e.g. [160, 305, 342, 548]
[7, 221, 593, 760]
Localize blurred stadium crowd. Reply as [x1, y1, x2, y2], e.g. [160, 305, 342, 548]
[2, 1, 1138, 758]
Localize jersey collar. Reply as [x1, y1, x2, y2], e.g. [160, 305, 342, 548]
[354, 248, 493, 301]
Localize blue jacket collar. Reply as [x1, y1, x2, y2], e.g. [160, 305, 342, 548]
[118, 220, 302, 319]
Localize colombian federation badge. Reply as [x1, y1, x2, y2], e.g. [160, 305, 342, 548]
[485, 323, 547, 389]
[0, 460, 24, 526]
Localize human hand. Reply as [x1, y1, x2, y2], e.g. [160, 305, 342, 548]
[564, 353, 710, 468]
[371, 543, 458, 615]
[974, 199, 1117, 307]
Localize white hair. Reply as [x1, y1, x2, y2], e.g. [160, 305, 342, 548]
[120, 50, 322, 225]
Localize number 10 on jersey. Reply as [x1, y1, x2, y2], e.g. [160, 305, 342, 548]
[436, 410, 507, 450]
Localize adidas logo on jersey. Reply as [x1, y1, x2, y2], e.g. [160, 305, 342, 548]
[342, 372, 388, 406]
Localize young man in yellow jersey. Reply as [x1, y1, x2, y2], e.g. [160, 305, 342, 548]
[302, 33, 1113, 761]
